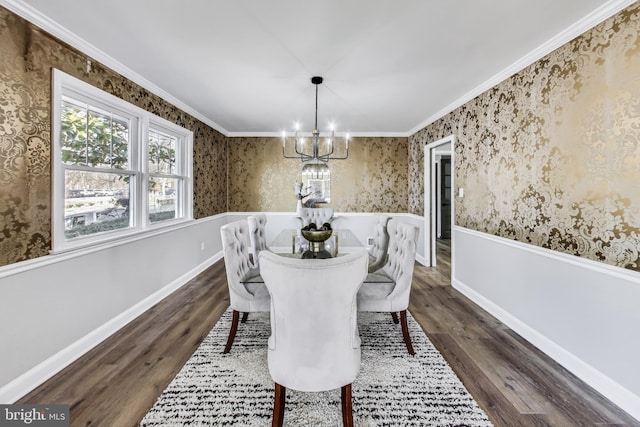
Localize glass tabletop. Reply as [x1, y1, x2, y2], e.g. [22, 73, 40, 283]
[269, 228, 363, 256]
[241, 265, 394, 285]
[240, 228, 394, 284]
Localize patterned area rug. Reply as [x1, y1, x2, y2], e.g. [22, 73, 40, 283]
[141, 309, 493, 426]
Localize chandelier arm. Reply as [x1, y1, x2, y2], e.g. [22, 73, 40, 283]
[324, 150, 349, 160]
[282, 140, 313, 160]
[283, 129, 315, 160]
[317, 131, 348, 160]
[318, 151, 348, 160]
[294, 139, 313, 159]
[318, 140, 349, 160]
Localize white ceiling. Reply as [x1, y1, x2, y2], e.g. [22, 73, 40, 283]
[13, 0, 629, 136]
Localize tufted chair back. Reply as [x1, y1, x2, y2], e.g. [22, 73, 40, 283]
[357, 218, 419, 355]
[247, 213, 268, 268]
[381, 219, 419, 310]
[220, 220, 271, 353]
[259, 249, 368, 426]
[296, 206, 334, 227]
[367, 215, 391, 273]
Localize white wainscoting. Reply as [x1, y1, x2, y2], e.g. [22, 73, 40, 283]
[452, 226, 640, 421]
[0, 211, 424, 403]
[0, 214, 228, 403]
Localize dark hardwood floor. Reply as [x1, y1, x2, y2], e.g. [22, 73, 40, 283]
[19, 242, 639, 426]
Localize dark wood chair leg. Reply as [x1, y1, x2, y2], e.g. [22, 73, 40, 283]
[400, 310, 415, 355]
[341, 384, 354, 427]
[390, 312, 399, 324]
[241, 312, 249, 323]
[273, 383, 286, 427]
[223, 310, 240, 353]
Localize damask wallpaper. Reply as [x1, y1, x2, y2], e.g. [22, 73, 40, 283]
[4, 2, 637, 272]
[228, 137, 408, 213]
[409, 4, 640, 271]
[0, 7, 226, 267]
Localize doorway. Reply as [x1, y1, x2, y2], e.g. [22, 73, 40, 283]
[437, 155, 452, 239]
[423, 135, 454, 267]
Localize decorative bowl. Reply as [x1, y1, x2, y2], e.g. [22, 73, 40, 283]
[301, 229, 333, 243]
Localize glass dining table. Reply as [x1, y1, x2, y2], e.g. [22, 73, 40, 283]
[241, 228, 394, 285]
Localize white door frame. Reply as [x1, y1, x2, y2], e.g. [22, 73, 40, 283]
[423, 135, 455, 266]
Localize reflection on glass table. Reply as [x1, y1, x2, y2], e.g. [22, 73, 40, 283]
[240, 228, 393, 285]
[269, 228, 363, 258]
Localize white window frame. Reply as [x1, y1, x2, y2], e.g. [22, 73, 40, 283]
[52, 69, 193, 253]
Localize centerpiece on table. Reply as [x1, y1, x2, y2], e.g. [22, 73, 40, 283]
[300, 222, 333, 259]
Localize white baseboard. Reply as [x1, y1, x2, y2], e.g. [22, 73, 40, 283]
[453, 277, 640, 421]
[0, 252, 222, 403]
[452, 227, 640, 421]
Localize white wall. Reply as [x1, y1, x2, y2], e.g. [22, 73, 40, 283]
[0, 214, 227, 403]
[452, 226, 640, 421]
[0, 211, 425, 403]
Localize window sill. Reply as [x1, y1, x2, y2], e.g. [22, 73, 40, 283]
[50, 217, 195, 256]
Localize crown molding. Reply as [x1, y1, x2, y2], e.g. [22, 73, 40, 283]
[1, 0, 634, 138]
[227, 131, 410, 138]
[0, 0, 230, 137]
[407, 0, 638, 136]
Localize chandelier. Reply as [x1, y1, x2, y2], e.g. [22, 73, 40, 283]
[282, 76, 349, 177]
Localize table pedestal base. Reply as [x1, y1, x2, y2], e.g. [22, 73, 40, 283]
[301, 249, 332, 259]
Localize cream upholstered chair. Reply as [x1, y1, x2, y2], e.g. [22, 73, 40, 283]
[259, 249, 368, 427]
[220, 220, 270, 353]
[296, 205, 334, 227]
[367, 215, 391, 273]
[357, 219, 419, 355]
[247, 213, 268, 268]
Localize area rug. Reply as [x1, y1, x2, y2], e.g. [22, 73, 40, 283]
[140, 309, 493, 426]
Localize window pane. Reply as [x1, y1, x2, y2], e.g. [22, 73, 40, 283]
[61, 101, 88, 165]
[64, 170, 131, 239]
[149, 129, 176, 174]
[61, 99, 130, 169]
[148, 177, 180, 223]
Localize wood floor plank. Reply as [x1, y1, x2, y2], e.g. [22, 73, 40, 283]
[490, 328, 634, 425]
[17, 241, 640, 427]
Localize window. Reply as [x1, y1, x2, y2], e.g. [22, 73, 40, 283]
[52, 69, 193, 252]
[147, 126, 185, 223]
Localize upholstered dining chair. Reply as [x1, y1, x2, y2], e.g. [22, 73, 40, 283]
[220, 220, 270, 353]
[357, 219, 419, 355]
[247, 213, 268, 268]
[296, 206, 334, 227]
[367, 214, 391, 273]
[259, 249, 368, 427]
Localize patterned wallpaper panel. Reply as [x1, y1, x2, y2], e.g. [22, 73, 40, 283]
[228, 137, 408, 213]
[409, 4, 640, 271]
[0, 7, 226, 267]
